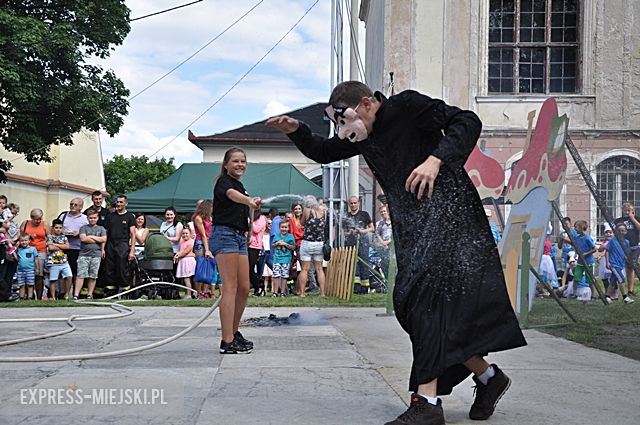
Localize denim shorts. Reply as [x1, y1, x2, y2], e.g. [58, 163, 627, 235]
[209, 225, 248, 256]
[49, 263, 73, 281]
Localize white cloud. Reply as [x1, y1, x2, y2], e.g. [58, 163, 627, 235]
[98, 0, 333, 166]
[100, 124, 202, 164]
[263, 100, 291, 117]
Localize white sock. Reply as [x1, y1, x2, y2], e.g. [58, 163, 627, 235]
[417, 393, 439, 405]
[477, 365, 495, 385]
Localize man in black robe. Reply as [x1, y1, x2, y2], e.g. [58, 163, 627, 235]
[267, 81, 526, 424]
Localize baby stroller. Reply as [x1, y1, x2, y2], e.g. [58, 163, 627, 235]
[132, 233, 179, 300]
[368, 247, 387, 294]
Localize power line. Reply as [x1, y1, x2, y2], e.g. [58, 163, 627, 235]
[8, 0, 265, 162]
[147, 0, 321, 160]
[130, 0, 203, 22]
[128, 0, 264, 103]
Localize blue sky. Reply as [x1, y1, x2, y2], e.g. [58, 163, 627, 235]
[99, 0, 336, 166]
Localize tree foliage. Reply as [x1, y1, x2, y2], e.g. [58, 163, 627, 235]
[104, 155, 176, 200]
[0, 1, 131, 182]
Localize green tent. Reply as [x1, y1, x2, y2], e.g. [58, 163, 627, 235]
[125, 163, 322, 213]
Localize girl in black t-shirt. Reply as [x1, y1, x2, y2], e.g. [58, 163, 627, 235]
[210, 147, 260, 354]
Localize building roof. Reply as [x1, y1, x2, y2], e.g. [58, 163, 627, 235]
[188, 102, 330, 149]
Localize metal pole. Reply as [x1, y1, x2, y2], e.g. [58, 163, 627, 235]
[347, 0, 359, 200]
[519, 232, 531, 328]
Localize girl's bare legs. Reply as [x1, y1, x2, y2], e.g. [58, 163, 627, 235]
[183, 276, 193, 298]
[298, 261, 311, 297]
[314, 260, 325, 296]
[217, 253, 239, 343]
[232, 254, 250, 334]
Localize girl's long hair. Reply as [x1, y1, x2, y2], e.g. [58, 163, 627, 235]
[219, 147, 247, 177]
[194, 200, 212, 220]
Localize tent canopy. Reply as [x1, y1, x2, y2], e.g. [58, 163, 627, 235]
[125, 163, 322, 213]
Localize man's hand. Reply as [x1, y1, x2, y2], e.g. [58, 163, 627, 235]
[265, 115, 300, 134]
[405, 155, 443, 200]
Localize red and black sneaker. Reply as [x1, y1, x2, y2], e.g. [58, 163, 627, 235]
[384, 394, 445, 425]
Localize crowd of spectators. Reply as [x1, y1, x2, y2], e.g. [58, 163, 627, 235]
[532, 203, 640, 305]
[0, 191, 395, 302]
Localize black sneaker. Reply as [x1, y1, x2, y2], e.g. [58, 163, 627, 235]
[234, 331, 253, 349]
[384, 394, 445, 425]
[469, 364, 511, 420]
[219, 339, 252, 354]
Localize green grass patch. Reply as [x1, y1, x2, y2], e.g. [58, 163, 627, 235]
[0, 293, 387, 308]
[529, 297, 640, 360]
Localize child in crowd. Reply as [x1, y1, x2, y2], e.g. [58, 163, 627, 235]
[74, 209, 106, 300]
[556, 252, 576, 298]
[598, 224, 615, 299]
[174, 228, 196, 300]
[46, 219, 72, 300]
[263, 263, 273, 295]
[272, 220, 295, 296]
[575, 266, 592, 303]
[15, 234, 37, 300]
[572, 220, 596, 297]
[558, 216, 575, 270]
[6, 203, 20, 243]
[0, 195, 12, 222]
[538, 238, 557, 296]
[605, 223, 635, 304]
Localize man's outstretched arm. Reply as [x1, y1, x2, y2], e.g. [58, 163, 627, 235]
[266, 115, 359, 164]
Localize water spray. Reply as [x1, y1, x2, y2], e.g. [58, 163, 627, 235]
[259, 194, 304, 206]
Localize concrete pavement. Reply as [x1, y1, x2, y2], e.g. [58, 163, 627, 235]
[0, 306, 638, 424]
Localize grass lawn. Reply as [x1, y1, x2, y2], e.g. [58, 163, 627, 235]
[528, 297, 640, 361]
[0, 292, 388, 308]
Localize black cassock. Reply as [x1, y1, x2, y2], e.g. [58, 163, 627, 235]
[288, 90, 526, 395]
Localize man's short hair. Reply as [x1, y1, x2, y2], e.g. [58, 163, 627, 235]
[91, 190, 102, 198]
[117, 195, 128, 201]
[329, 81, 373, 108]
